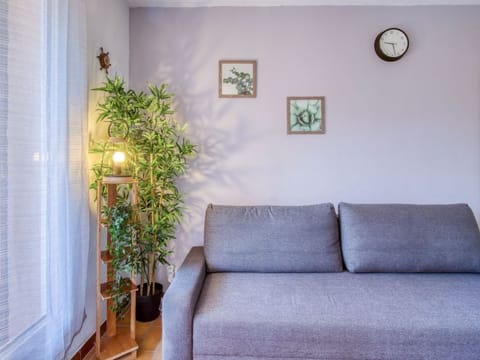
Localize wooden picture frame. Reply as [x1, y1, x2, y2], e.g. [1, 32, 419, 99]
[219, 60, 257, 98]
[287, 96, 325, 134]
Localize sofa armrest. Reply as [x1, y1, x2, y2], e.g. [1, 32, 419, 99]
[162, 246, 206, 360]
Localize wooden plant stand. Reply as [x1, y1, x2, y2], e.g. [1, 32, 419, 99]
[96, 177, 138, 360]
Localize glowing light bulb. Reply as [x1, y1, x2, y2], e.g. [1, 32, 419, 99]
[112, 151, 126, 164]
[112, 151, 126, 175]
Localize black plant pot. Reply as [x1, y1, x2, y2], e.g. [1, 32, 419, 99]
[136, 282, 163, 322]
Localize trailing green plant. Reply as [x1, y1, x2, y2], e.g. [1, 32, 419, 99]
[102, 201, 140, 315]
[90, 75, 196, 297]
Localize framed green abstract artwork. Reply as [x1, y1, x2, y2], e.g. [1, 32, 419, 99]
[219, 60, 257, 98]
[287, 97, 325, 134]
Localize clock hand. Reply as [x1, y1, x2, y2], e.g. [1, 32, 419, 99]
[384, 42, 397, 55]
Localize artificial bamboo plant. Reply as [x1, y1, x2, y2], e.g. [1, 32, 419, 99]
[91, 75, 195, 297]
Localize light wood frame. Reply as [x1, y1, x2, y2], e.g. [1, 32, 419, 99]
[219, 60, 257, 98]
[96, 177, 138, 360]
[287, 96, 325, 134]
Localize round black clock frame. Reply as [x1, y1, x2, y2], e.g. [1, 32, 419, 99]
[374, 27, 409, 62]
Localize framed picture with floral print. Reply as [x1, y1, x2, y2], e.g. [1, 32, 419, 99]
[287, 96, 325, 134]
[219, 60, 257, 98]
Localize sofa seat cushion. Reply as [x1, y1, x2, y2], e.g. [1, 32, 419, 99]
[193, 272, 480, 360]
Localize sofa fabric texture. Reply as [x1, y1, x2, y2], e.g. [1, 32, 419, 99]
[193, 272, 480, 360]
[162, 247, 206, 360]
[204, 204, 342, 272]
[339, 203, 480, 272]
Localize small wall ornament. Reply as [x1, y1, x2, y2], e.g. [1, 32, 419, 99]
[97, 47, 111, 74]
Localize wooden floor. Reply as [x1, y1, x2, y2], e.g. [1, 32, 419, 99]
[84, 314, 162, 360]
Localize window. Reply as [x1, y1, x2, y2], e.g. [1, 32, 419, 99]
[0, 0, 46, 348]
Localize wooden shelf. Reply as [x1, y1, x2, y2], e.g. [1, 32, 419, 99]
[102, 176, 137, 185]
[101, 248, 132, 264]
[97, 179, 138, 359]
[100, 279, 138, 300]
[98, 332, 138, 360]
[101, 250, 113, 264]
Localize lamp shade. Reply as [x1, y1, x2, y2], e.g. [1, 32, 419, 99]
[105, 137, 133, 178]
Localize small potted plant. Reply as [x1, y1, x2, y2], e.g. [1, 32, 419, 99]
[91, 75, 195, 321]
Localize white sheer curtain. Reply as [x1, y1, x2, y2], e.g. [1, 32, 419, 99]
[0, 0, 89, 359]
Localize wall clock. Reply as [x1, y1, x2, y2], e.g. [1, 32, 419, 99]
[374, 28, 409, 62]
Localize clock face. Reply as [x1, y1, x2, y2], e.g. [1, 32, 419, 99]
[375, 28, 409, 61]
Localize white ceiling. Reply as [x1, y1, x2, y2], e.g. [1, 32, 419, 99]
[127, 0, 480, 7]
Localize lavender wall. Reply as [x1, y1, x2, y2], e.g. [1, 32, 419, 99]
[130, 6, 480, 279]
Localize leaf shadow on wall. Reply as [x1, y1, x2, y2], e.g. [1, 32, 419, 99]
[146, 19, 263, 274]
[172, 104, 262, 268]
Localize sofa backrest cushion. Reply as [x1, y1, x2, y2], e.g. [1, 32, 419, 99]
[204, 204, 343, 273]
[339, 202, 480, 273]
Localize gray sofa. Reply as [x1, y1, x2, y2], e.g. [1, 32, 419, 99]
[163, 203, 480, 360]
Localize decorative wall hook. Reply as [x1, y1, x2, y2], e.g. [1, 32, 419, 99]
[97, 47, 111, 74]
